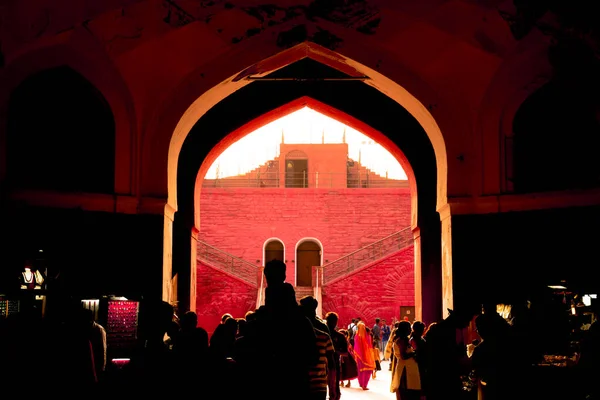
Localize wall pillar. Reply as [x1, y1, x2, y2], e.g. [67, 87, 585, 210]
[173, 211, 193, 314]
[438, 204, 453, 318]
[419, 215, 442, 324]
[412, 227, 422, 321]
[163, 204, 176, 305]
[190, 227, 199, 313]
[313, 266, 324, 318]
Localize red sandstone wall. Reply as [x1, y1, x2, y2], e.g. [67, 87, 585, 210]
[196, 261, 257, 336]
[198, 187, 411, 280]
[196, 187, 413, 333]
[322, 246, 414, 329]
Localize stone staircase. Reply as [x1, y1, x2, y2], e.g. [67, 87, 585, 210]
[294, 286, 315, 303]
[197, 227, 414, 298]
[322, 227, 413, 284]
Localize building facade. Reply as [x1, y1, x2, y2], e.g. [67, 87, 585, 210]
[196, 143, 413, 330]
[1, 1, 599, 325]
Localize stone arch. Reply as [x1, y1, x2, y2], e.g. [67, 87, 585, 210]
[5, 66, 115, 193]
[263, 237, 285, 265]
[0, 34, 137, 194]
[166, 42, 450, 322]
[476, 33, 552, 194]
[286, 150, 309, 159]
[164, 42, 447, 210]
[195, 96, 419, 228]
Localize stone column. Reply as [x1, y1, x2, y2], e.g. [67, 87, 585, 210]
[438, 203, 453, 318]
[412, 227, 422, 321]
[162, 203, 175, 305]
[190, 227, 199, 313]
[173, 211, 193, 314]
[419, 215, 442, 324]
[313, 266, 324, 318]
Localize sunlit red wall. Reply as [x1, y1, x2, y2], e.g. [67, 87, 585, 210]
[198, 187, 410, 277]
[196, 186, 413, 333]
[322, 246, 414, 328]
[196, 261, 258, 335]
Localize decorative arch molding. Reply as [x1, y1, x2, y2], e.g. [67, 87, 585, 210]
[498, 75, 551, 193]
[476, 30, 552, 195]
[294, 237, 324, 261]
[285, 150, 309, 159]
[0, 29, 137, 194]
[262, 237, 286, 265]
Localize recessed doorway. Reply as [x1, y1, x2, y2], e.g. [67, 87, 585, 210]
[264, 239, 284, 264]
[296, 240, 322, 287]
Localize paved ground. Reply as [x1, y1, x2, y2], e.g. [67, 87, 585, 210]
[337, 359, 394, 400]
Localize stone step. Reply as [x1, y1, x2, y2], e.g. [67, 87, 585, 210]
[294, 287, 314, 302]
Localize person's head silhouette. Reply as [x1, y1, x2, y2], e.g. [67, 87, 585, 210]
[299, 295, 318, 317]
[264, 259, 286, 287]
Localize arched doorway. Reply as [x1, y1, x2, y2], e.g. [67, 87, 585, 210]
[296, 239, 322, 287]
[166, 42, 449, 323]
[264, 239, 284, 264]
[285, 150, 309, 188]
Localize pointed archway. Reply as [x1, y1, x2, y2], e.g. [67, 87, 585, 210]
[165, 42, 450, 323]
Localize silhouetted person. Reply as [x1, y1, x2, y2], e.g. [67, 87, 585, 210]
[299, 295, 330, 335]
[125, 300, 175, 395]
[471, 312, 513, 400]
[209, 316, 238, 361]
[241, 260, 318, 400]
[81, 308, 107, 384]
[423, 307, 475, 400]
[300, 295, 335, 400]
[51, 301, 99, 397]
[173, 311, 209, 385]
[325, 311, 348, 400]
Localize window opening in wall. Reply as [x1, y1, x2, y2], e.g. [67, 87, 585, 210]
[285, 151, 309, 188]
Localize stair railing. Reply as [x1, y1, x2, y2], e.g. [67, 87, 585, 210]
[322, 227, 414, 284]
[256, 267, 266, 308]
[197, 240, 258, 286]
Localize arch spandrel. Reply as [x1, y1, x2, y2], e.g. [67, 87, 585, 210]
[156, 41, 449, 212]
[140, 16, 525, 202]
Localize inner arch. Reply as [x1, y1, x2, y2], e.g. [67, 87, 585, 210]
[194, 97, 419, 229]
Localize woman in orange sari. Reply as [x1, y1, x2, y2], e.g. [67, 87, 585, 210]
[353, 321, 376, 390]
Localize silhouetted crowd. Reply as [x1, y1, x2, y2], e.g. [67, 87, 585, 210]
[1, 259, 599, 400]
